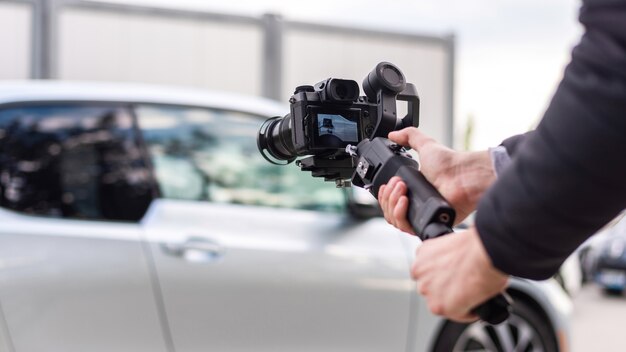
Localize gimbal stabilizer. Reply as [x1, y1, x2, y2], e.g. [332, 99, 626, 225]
[346, 138, 512, 325]
[258, 62, 511, 324]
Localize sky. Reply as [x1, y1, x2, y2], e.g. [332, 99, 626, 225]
[107, 0, 583, 149]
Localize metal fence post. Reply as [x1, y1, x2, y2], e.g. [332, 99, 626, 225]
[262, 13, 283, 101]
[445, 33, 456, 148]
[30, 0, 56, 79]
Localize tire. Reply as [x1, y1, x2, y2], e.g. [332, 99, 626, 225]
[432, 298, 558, 352]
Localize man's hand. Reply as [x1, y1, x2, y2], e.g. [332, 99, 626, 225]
[412, 227, 508, 322]
[376, 127, 507, 320]
[380, 127, 496, 225]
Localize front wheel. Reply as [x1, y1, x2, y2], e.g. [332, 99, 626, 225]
[432, 298, 558, 352]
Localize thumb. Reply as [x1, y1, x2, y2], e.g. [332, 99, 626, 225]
[388, 127, 436, 152]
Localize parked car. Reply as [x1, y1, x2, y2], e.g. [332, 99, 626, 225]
[0, 81, 571, 352]
[586, 215, 626, 295]
[578, 226, 612, 284]
[553, 252, 582, 297]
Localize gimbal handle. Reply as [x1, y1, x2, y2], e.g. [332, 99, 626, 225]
[395, 166, 512, 325]
[352, 138, 511, 325]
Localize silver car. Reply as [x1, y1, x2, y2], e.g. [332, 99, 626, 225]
[0, 81, 571, 352]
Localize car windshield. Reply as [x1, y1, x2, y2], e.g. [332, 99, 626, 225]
[135, 104, 345, 213]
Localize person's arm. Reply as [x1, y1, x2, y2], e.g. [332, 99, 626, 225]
[379, 128, 497, 231]
[490, 131, 534, 176]
[476, 0, 626, 280]
[499, 131, 534, 156]
[378, 0, 626, 322]
[378, 128, 533, 232]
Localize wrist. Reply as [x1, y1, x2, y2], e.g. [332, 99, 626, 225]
[457, 150, 497, 209]
[488, 145, 512, 176]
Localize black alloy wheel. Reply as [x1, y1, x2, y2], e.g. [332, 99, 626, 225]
[432, 299, 558, 352]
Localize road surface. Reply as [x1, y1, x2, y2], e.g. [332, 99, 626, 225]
[571, 283, 626, 352]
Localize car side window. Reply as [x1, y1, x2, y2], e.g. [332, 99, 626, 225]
[135, 104, 344, 212]
[0, 104, 154, 221]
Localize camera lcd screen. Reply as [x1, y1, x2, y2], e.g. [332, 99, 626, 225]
[315, 113, 359, 148]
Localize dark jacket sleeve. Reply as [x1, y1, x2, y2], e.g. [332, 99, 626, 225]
[500, 131, 535, 156]
[475, 0, 626, 280]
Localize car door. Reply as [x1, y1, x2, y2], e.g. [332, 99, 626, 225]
[0, 104, 167, 352]
[136, 104, 416, 352]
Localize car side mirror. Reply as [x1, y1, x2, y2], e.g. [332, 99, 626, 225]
[346, 187, 382, 220]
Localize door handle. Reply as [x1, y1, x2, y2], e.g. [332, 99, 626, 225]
[161, 237, 224, 262]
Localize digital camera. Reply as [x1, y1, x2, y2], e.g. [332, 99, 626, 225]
[257, 62, 420, 182]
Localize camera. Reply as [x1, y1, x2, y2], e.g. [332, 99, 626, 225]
[257, 62, 420, 183]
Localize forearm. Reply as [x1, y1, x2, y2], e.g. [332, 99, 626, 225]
[475, 0, 626, 280]
[456, 150, 497, 211]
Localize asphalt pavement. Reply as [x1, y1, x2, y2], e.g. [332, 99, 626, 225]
[571, 283, 626, 351]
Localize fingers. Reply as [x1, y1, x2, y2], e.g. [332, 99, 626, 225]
[415, 261, 478, 323]
[453, 314, 479, 323]
[410, 230, 505, 323]
[418, 277, 477, 322]
[394, 196, 414, 234]
[446, 311, 479, 323]
[388, 127, 436, 152]
[378, 177, 414, 234]
[410, 251, 421, 280]
[388, 181, 406, 215]
[378, 176, 401, 223]
[379, 184, 388, 220]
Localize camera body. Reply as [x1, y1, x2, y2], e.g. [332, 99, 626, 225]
[288, 79, 369, 157]
[258, 62, 420, 182]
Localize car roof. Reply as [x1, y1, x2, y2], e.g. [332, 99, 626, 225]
[0, 81, 287, 117]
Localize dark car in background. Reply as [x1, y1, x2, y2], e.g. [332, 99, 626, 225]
[589, 215, 626, 295]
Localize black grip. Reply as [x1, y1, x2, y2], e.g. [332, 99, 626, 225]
[395, 165, 455, 236]
[472, 292, 513, 325]
[394, 166, 512, 325]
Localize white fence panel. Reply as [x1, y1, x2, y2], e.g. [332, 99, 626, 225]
[58, 8, 264, 96]
[283, 27, 452, 144]
[0, 2, 32, 80]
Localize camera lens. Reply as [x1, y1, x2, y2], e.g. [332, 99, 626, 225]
[257, 115, 298, 165]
